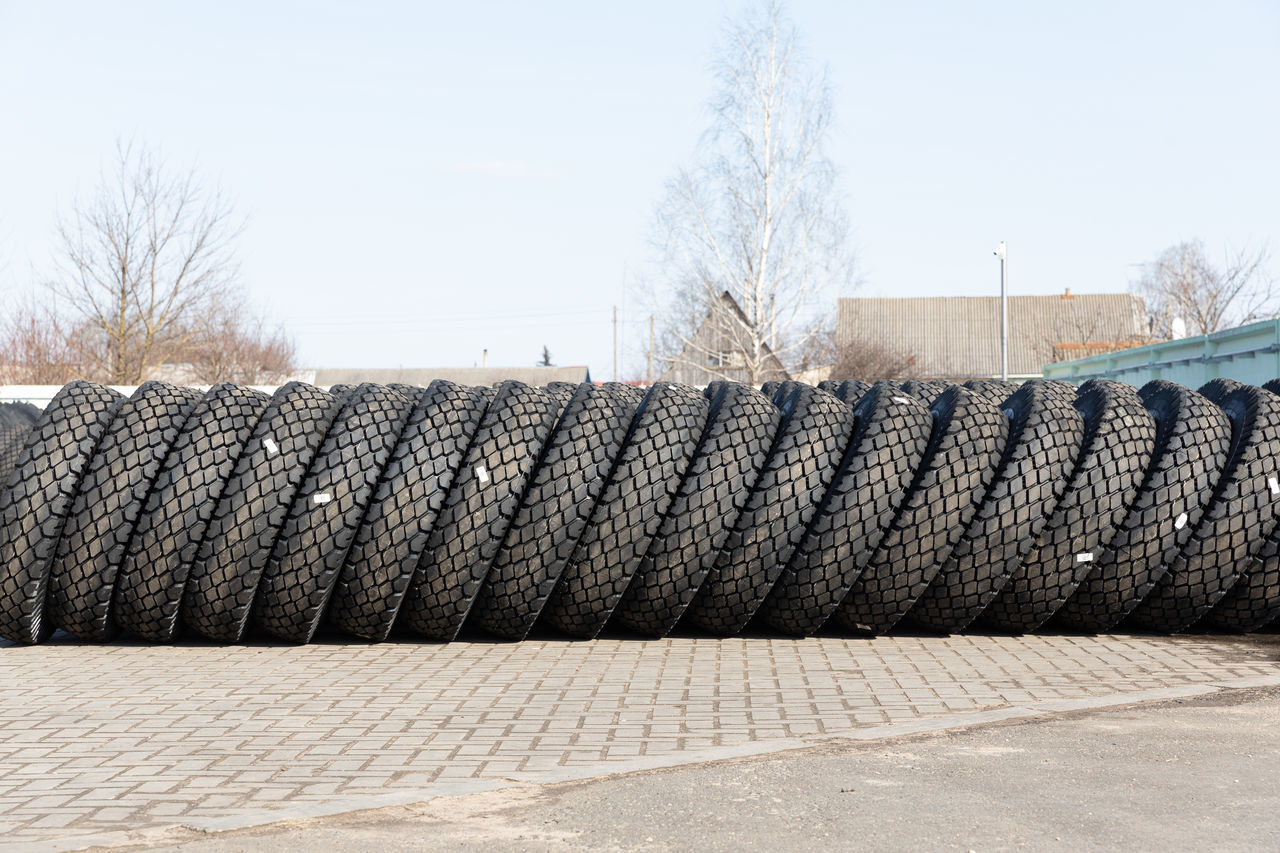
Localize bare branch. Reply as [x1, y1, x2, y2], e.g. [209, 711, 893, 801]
[1131, 240, 1275, 338]
[2, 139, 297, 386]
[0, 297, 91, 384]
[179, 292, 297, 385]
[831, 331, 914, 382]
[48, 139, 242, 383]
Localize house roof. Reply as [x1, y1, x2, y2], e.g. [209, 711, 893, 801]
[312, 365, 590, 387]
[836, 292, 1148, 379]
[661, 290, 789, 384]
[706, 291, 784, 358]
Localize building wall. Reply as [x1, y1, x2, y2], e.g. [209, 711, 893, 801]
[837, 293, 1148, 380]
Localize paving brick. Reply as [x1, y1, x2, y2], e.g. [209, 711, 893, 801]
[0, 634, 1276, 844]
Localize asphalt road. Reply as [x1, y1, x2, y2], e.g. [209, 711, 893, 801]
[104, 685, 1280, 852]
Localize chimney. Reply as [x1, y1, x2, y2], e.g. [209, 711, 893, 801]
[1062, 288, 1074, 300]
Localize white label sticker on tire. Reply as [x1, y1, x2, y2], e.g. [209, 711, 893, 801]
[475, 464, 490, 485]
[891, 396, 911, 404]
[1075, 552, 1093, 563]
[1268, 476, 1279, 496]
[1174, 512, 1188, 530]
[312, 492, 332, 505]
[263, 437, 279, 457]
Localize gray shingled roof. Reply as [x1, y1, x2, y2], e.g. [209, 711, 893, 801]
[313, 366, 590, 387]
[836, 293, 1148, 379]
[661, 291, 788, 386]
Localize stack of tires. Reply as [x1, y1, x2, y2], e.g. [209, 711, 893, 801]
[0, 376, 1277, 646]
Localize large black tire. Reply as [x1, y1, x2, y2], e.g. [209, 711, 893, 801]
[979, 380, 1158, 632]
[963, 379, 1022, 404]
[470, 384, 643, 640]
[113, 383, 271, 641]
[907, 381, 1086, 632]
[254, 384, 418, 643]
[0, 382, 123, 644]
[180, 383, 344, 642]
[46, 382, 202, 640]
[898, 380, 955, 405]
[611, 382, 781, 637]
[0, 401, 41, 428]
[539, 383, 710, 638]
[755, 382, 934, 635]
[1055, 380, 1233, 631]
[396, 381, 563, 641]
[1205, 534, 1280, 632]
[685, 382, 857, 634]
[544, 381, 581, 396]
[1204, 381, 1280, 632]
[833, 386, 1008, 634]
[0, 424, 30, 486]
[1127, 380, 1280, 632]
[831, 380, 871, 403]
[327, 381, 490, 641]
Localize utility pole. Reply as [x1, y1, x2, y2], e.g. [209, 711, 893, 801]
[647, 314, 654, 385]
[612, 306, 618, 383]
[995, 241, 1008, 381]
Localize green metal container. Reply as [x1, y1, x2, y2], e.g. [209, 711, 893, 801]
[1042, 318, 1280, 387]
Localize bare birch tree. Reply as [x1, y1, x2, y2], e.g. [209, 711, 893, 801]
[50, 141, 240, 383]
[1133, 240, 1275, 338]
[649, 0, 851, 385]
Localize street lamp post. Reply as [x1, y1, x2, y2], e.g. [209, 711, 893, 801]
[995, 241, 1008, 382]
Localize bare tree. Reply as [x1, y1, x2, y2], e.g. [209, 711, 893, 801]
[1132, 240, 1275, 338]
[0, 299, 84, 384]
[790, 312, 836, 375]
[181, 297, 297, 385]
[538, 345, 554, 367]
[1033, 293, 1151, 365]
[830, 333, 914, 382]
[50, 141, 240, 383]
[790, 306, 920, 383]
[648, 0, 851, 385]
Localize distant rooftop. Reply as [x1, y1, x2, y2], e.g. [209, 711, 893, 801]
[312, 365, 591, 387]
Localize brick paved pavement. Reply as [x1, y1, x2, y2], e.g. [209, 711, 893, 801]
[1, 632, 1278, 849]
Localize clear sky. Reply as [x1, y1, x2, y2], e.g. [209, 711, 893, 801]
[2, 1, 1277, 378]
